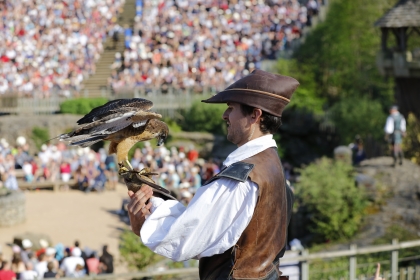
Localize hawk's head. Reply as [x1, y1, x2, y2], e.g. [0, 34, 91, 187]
[157, 130, 168, 146]
[149, 119, 169, 146]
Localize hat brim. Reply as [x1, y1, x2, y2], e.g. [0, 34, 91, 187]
[202, 89, 288, 117]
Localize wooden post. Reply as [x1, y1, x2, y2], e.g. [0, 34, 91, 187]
[391, 239, 398, 280]
[399, 267, 404, 280]
[415, 266, 420, 280]
[407, 266, 413, 280]
[301, 250, 309, 280]
[381, 28, 388, 52]
[349, 244, 357, 280]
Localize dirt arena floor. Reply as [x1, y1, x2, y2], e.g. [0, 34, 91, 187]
[0, 184, 132, 274]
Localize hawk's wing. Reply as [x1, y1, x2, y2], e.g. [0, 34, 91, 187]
[59, 98, 160, 147]
[77, 98, 154, 124]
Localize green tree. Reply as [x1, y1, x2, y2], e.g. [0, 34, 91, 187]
[119, 230, 162, 270]
[276, 59, 325, 114]
[296, 157, 367, 241]
[402, 113, 420, 164]
[180, 101, 226, 135]
[294, 0, 395, 104]
[329, 96, 386, 144]
[31, 127, 50, 150]
[59, 98, 109, 115]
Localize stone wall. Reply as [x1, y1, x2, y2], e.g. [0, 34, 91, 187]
[0, 191, 26, 227]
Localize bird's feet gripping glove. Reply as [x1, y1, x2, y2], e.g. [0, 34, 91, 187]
[119, 167, 178, 201]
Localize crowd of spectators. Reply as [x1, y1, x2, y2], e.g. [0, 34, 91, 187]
[0, 0, 323, 97]
[0, 135, 221, 201]
[109, 0, 320, 92]
[0, 0, 124, 97]
[0, 137, 119, 193]
[0, 239, 114, 279]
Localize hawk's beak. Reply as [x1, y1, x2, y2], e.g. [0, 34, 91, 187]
[157, 136, 165, 146]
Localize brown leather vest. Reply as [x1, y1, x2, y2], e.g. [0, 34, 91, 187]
[199, 147, 288, 280]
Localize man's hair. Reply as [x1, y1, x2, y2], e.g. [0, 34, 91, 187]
[240, 104, 282, 134]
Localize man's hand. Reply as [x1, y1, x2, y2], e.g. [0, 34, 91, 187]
[127, 185, 153, 236]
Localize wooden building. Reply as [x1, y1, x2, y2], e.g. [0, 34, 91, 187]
[375, 0, 420, 118]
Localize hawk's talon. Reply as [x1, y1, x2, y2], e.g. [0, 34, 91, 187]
[118, 165, 131, 176]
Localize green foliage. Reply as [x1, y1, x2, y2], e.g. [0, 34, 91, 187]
[179, 101, 226, 135]
[163, 117, 182, 133]
[272, 0, 397, 162]
[294, 0, 395, 104]
[119, 229, 162, 270]
[296, 157, 367, 241]
[329, 96, 387, 144]
[308, 225, 419, 279]
[59, 98, 109, 115]
[402, 113, 420, 164]
[31, 127, 50, 150]
[276, 59, 325, 113]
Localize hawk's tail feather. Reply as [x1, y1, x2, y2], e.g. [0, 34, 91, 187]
[70, 135, 105, 147]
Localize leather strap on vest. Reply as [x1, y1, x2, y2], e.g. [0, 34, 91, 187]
[204, 162, 255, 185]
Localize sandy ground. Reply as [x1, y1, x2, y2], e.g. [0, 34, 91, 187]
[0, 184, 132, 273]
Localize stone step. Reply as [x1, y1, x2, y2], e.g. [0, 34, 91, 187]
[80, 0, 134, 97]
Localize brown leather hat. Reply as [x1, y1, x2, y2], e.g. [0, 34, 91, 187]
[202, 69, 299, 117]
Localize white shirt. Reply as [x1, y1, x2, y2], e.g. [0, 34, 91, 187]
[141, 134, 277, 261]
[60, 256, 85, 277]
[384, 112, 406, 134]
[34, 261, 47, 279]
[19, 270, 38, 280]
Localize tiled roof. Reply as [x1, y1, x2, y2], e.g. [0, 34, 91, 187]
[375, 0, 420, 28]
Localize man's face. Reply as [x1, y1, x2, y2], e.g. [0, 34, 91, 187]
[222, 102, 251, 147]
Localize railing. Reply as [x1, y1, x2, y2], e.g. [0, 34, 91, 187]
[376, 49, 420, 78]
[0, 95, 66, 115]
[59, 267, 200, 280]
[288, 239, 420, 280]
[0, 88, 214, 117]
[52, 239, 420, 280]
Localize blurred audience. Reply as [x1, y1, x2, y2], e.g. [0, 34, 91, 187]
[1, 238, 119, 279]
[109, 0, 320, 93]
[0, 0, 124, 97]
[0, 135, 221, 201]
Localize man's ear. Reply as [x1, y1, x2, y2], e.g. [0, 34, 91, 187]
[251, 108, 263, 124]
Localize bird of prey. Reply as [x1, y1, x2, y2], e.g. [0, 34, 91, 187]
[58, 98, 169, 174]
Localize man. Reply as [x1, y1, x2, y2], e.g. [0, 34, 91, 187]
[20, 239, 33, 265]
[127, 69, 299, 279]
[34, 253, 48, 279]
[59, 247, 85, 277]
[384, 105, 406, 166]
[99, 245, 114, 274]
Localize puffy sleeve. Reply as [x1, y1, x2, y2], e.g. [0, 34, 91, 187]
[140, 177, 259, 261]
[384, 116, 394, 134]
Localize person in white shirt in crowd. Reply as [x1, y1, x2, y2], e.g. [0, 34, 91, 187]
[34, 253, 48, 279]
[127, 69, 298, 279]
[19, 262, 38, 280]
[59, 247, 85, 277]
